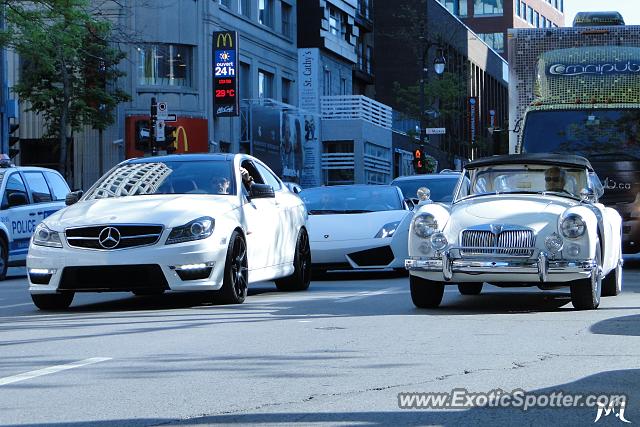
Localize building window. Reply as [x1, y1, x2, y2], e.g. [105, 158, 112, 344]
[474, 0, 504, 16]
[358, 0, 371, 19]
[441, 0, 466, 17]
[240, 62, 250, 100]
[240, 0, 251, 17]
[259, 0, 274, 28]
[323, 69, 331, 95]
[520, 1, 526, 18]
[366, 46, 373, 74]
[258, 70, 273, 98]
[323, 141, 354, 185]
[515, 0, 520, 16]
[329, 7, 341, 36]
[527, 5, 533, 24]
[137, 44, 192, 87]
[219, 0, 231, 8]
[535, 11, 540, 27]
[478, 32, 504, 53]
[282, 78, 292, 104]
[364, 142, 391, 184]
[340, 78, 347, 95]
[281, 2, 292, 38]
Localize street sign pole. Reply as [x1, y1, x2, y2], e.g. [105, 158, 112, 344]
[150, 97, 157, 156]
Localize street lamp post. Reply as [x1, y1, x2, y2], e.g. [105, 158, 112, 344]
[419, 41, 447, 157]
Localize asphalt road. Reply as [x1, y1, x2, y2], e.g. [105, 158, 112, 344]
[0, 263, 639, 427]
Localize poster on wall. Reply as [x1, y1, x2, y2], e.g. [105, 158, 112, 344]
[298, 48, 321, 188]
[280, 111, 303, 182]
[251, 105, 281, 172]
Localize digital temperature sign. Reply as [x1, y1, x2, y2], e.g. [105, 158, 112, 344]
[213, 31, 239, 117]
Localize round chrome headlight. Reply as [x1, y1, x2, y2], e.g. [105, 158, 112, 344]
[413, 213, 438, 238]
[561, 214, 586, 238]
[430, 232, 448, 251]
[544, 233, 564, 253]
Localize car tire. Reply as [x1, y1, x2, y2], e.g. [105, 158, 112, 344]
[215, 231, 248, 305]
[458, 283, 483, 295]
[0, 237, 7, 281]
[410, 274, 444, 308]
[601, 258, 622, 297]
[31, 293, 74, 310]
[570, 243, 602, 310]
[132, 289, 165, 296]
[275, 228, 311, 292]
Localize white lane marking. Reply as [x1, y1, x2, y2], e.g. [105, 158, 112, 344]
[0, 357, 112, 386]
[0, 303, 33, 309]
[336, 287, 399, 303]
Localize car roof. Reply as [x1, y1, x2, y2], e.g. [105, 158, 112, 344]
[0, 165, 62, 173]
[391, 173, 460, 182]
[126, 153, 236, 164]
[465, 153, 594, 171]
[302, 184, 399, 191]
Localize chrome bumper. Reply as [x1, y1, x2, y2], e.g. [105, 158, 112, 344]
[405, 252, 596, 282]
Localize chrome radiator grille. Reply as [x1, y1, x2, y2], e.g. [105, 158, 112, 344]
[66, 225, 164, 250]
[460, 229, 534, 257]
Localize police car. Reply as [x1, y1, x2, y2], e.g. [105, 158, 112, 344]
[0, 155, 70, 280]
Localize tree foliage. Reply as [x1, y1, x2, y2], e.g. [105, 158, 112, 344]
[0, 0, 129, 179]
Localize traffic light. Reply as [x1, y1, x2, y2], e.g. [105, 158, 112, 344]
[8, 123, 19, 159]
[135, 120, 151, 151]
[157, 124, 177, 154]
[413, 146, 426, 174]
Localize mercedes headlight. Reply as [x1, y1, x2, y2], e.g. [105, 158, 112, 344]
[560, 214, 586, 238]
[32, 223, 62, 248]
[166, 217, 215, 245]
[413, 213, 438, 238]
[375, 221, 400, 238]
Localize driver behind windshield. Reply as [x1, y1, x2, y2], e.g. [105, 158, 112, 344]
[544, 166, 566, 192]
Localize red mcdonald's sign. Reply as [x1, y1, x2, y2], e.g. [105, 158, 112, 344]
[125, 116, 209, 158]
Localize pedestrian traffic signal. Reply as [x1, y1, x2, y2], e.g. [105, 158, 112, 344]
[158, 124, 177, 154]
[135, 120, 151, 152]
[8, 123, 19, 159]
[413, 146, 426, 174]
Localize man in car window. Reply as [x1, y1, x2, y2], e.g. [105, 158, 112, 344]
[212, 176, 231, 194]
[545, 166, 566, 192]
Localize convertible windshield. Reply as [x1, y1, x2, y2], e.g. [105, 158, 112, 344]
[391, 176, 459, 203]
[456, 164, 589, 201]
[301, 185, 403, 214]
[84, 160, 236, 199]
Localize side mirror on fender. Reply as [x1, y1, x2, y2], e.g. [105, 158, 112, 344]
[65, 190, 84, 206]
[249, 183, 275, 199]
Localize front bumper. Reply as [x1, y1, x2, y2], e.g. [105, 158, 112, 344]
[311, 237, 404, 269]
[27, 235, 228, 294]
[405, 251, 596, 283]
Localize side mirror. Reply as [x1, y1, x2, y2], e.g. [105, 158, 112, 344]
[404, 198, 416, 210]
[8, 192, 29, 207]
[249, 183, 275, 199]
[65, 190, 83, 206]
[579, 188, 597, 203]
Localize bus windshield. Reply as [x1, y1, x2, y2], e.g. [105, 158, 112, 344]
[522, 109, 640, 160]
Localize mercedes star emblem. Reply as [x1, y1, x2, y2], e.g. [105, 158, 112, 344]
[98, 226, 121, 249]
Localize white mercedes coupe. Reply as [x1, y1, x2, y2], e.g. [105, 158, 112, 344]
[405, 154, 623, 310]
[300, 185, 413, 274]
[27, 154, 310, 310]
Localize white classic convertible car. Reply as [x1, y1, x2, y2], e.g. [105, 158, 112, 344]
[27, 154, 310, 310]
[405, 153, 623, 310]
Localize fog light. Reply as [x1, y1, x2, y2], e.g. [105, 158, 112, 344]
[28, 268, 57, 285]
[418, 243, 431, 254]
[566, 244, 580, 257]
[430, 232, 448, 251]
[545, 233, 564, 254]
[170, 262, 215, 281]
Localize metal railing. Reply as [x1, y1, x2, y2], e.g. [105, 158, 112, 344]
[321, 95, 393, 129]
